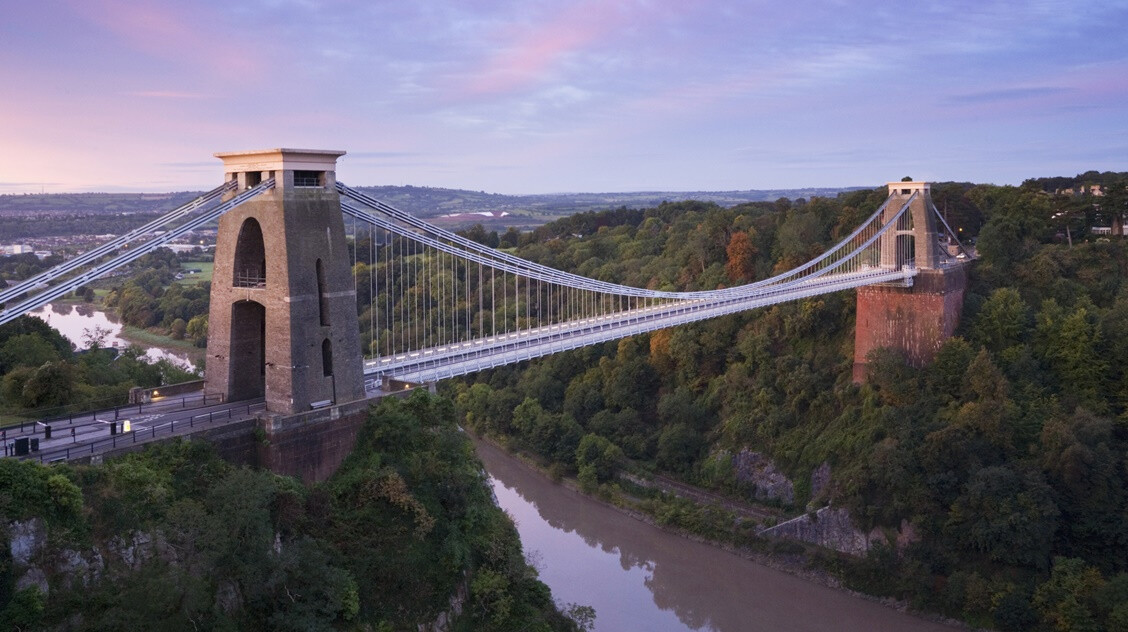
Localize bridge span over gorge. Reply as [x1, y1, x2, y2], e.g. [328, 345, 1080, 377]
[1, 149, 971, 423]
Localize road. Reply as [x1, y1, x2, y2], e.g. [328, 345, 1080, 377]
[3, 383, 393, 464]
[2, 393, 268, 463]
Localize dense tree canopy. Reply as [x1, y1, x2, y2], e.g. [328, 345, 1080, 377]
[0, 393, 584, 631]
[443, 176, 1128, 631]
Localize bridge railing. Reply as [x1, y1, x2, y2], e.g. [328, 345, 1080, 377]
[0, 393, 226, 438]
[13, 400, 268, 464]
[372, 267, 918, 383]
[234, 271, 267, 288]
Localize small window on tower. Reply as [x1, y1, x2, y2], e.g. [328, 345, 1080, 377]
[245, 171, 262, 188]
[294, 170, 323, 187]
[322, 339, 334, 377]
[901, 188, 912, 195]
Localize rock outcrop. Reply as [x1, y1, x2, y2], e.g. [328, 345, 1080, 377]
[759, 507, 879, 556]
[759, 506, 920, 557]
[732, 450, 795, 505]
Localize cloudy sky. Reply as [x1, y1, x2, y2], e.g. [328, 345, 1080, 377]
[2, 0, 1126, 194]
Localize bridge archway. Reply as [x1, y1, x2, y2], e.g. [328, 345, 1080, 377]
[233, 218, 266, 287]
[229, 300, 266, 400]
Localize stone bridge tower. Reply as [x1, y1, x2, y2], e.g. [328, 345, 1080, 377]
[205, 149, 364, 413]
[853, 181, 968, 382]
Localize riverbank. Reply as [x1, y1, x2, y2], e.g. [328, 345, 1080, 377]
[472, 433, 968, 631]
[119, 324, 204, 367]
[26, 302, 200, 372]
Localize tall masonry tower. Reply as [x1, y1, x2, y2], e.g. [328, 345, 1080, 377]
[852, 181, 968, 382]
[877, 181, 941, 270]
[205, 149, 364, 414]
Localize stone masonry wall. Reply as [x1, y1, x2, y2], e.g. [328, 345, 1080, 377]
[853, 265, 968, 382]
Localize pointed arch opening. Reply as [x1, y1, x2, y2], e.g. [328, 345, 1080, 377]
[233, 218, 266, 287]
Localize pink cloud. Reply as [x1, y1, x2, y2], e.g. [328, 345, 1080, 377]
[64, 0, 262, 78]
[458, 1, 693, 98]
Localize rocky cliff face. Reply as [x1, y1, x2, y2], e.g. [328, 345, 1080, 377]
[759, 507, 920, 557]
[732, 449, 795, 505]
[724, 451, 918, 557]
[7, 517, 181, 599]
[760, 507, 880, 556]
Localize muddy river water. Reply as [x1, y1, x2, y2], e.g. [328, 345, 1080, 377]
[476, 440, 959, 632]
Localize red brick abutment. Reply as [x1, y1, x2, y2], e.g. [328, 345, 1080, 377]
[853, 263, 969, 382]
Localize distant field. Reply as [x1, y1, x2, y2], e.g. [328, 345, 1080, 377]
[176, 261, 213, 285]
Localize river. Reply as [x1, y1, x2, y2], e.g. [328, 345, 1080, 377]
[475, 440, 960, 632]
[29, 303, 195, 370]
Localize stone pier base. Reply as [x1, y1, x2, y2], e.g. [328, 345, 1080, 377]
[853, 265, 968, 383]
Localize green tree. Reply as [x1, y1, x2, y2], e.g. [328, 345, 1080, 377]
[971, 288, 1029, 354]
[603, 357, 659, 412]
[186, 313, 208, 347]
[1033, 557, 1106, 632]
[993, 587, 1039, 632]
[656, 423, 703, 474]
[19, 360, 77, 409]
[575, 433, 622, 484]
[0, 333, 63, 372]
[169, 318, 187, 340]
[0, 587, 45, 630]
[1038, 410, 1128, 570]
[563, 370, 605, 427]
[1035, 300, 1108, 411]
[946, 466, 1059, 569]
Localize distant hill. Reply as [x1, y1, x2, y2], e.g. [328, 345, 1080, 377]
[350, 185, 868, 224]
[0, 191, 201, 217]
[0, 184, 871, 241]
[0, 185, 867, 223]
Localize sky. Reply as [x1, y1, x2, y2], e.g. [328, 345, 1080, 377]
[1, 0, 1127, 194]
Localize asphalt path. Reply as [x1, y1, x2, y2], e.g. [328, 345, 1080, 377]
[3, 393, 264, 463]
[3, 383, 393, 464]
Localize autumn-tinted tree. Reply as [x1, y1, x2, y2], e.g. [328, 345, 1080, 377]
[724, 230, 758, 283]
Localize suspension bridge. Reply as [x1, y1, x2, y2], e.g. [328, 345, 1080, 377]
[1, 149, 971, 420]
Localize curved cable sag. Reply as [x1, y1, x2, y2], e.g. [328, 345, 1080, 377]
[344, 197, 907, 302]
[0, 180, 274, 328]
[340, 187, 914, 302]
[338, 183, 834, 297]
[0, 181, 236, 306]
[350, 190, 916, 374]
[367, 267, 916, 380]
[349, 188, 906, 320]
[338, 182, 911, 300]
[342, 183, 899, 297]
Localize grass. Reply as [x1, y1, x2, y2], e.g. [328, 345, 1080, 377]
[175, 261, 213, 285]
